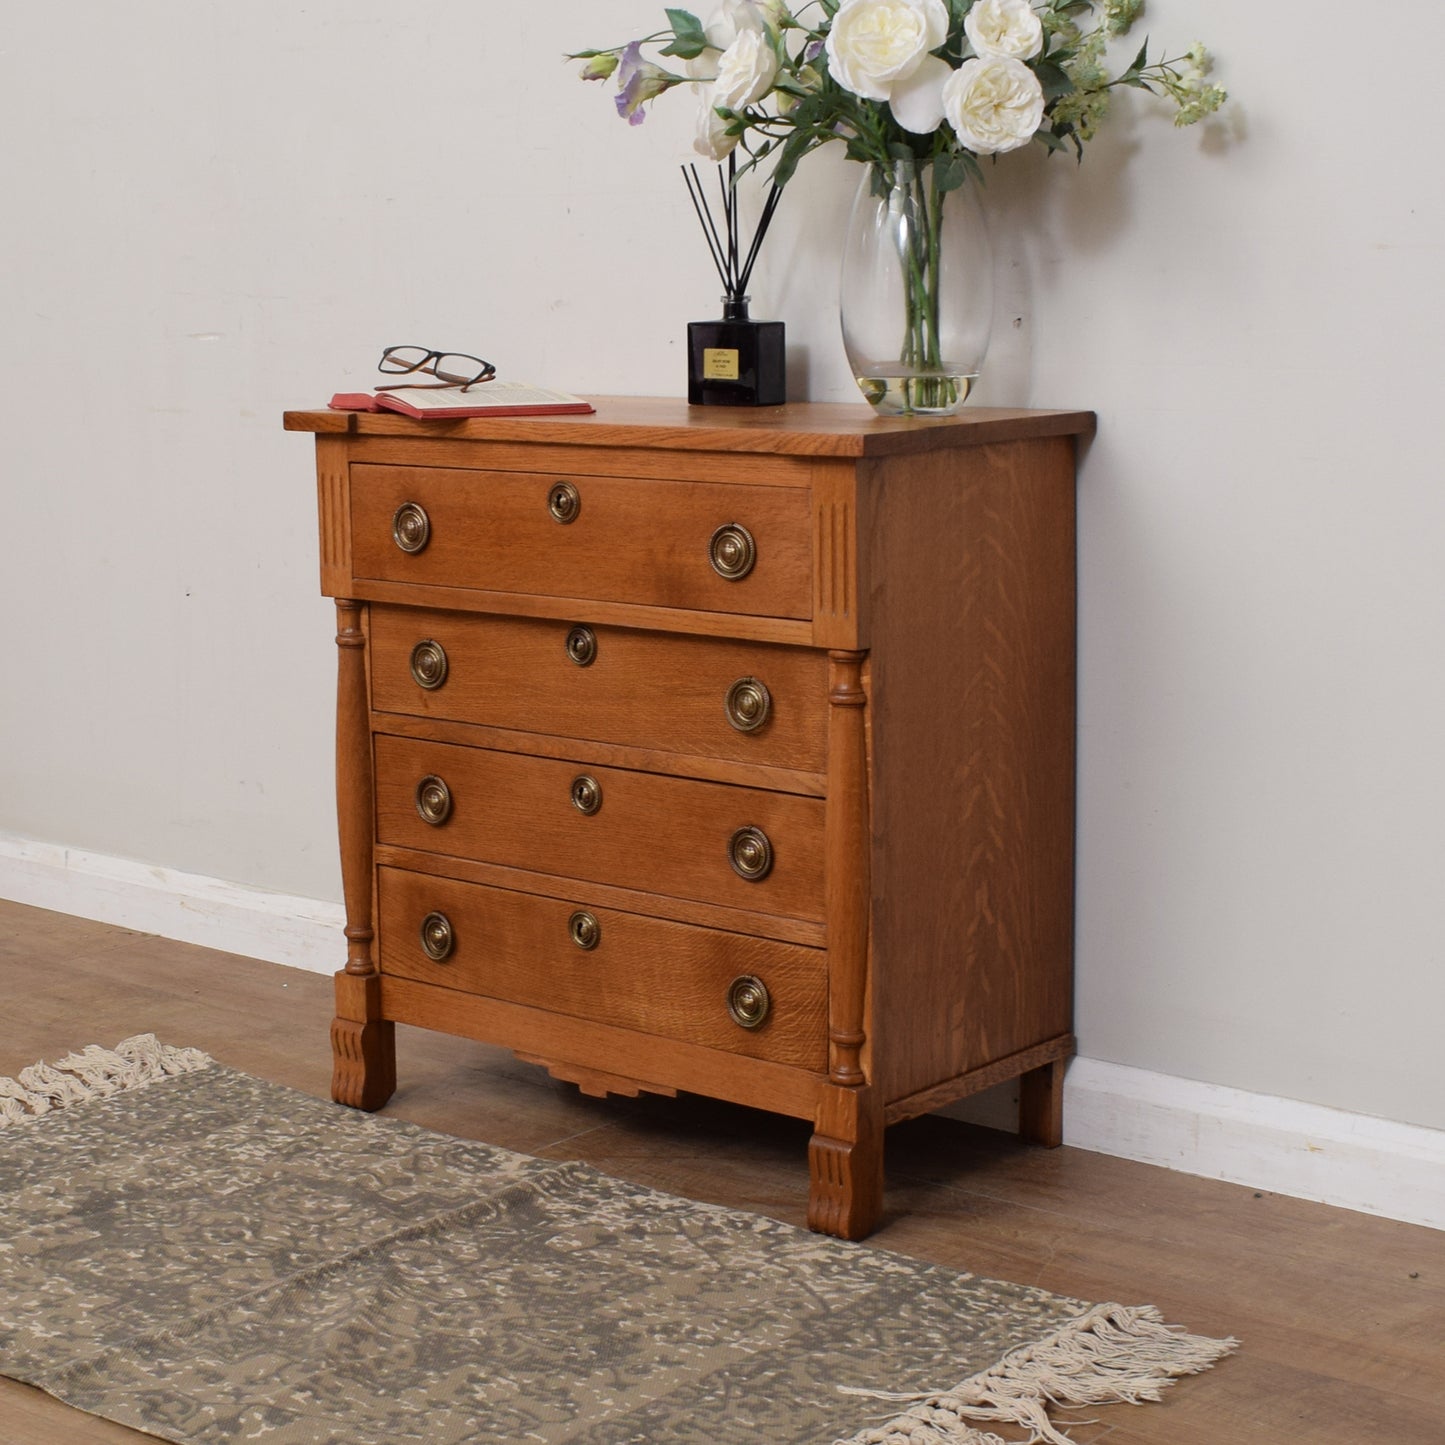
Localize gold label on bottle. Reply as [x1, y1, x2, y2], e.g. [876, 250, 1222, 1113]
[703, 348, 740, 381]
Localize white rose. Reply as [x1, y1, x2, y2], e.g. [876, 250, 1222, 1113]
[694, 84, 740, 159]
[713, 28, 779, 112]
[963, 0, 1044, 61]
[943, 56, 1045, 154]
[888, 53, 951, 134]
[825, 0, 950, 103]
[711, 0, 769, 44]
[687, 0, 769, 80]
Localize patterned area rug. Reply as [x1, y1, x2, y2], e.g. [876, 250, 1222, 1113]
[0, 1036, 1235, 1445]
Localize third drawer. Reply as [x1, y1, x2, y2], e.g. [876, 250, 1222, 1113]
[374, 733, 826, 923]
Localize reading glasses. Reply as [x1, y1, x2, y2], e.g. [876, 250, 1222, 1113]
[377, 345, 496, 393]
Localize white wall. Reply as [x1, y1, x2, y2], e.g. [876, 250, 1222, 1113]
[3, 2, 1442, 1137]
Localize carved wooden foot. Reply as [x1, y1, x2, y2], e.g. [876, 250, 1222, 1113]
[1019, 1056, 1066, 1148]
[807, 1085, 884, 1239]
[331, 971, 396, 1111]
[330, 1016, 396, 1111]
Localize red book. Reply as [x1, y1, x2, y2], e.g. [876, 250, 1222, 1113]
[329, 382, 594, 419]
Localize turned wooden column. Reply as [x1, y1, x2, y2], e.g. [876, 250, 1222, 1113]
[330, 598, 395, 1110]
[808, 649, 883, 1238]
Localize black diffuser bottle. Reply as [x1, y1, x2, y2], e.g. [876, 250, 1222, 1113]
[683, 157, 785, 407]
[688, 296, 785, 406]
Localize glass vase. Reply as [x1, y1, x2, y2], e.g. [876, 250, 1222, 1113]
[840, 157, 994, 417]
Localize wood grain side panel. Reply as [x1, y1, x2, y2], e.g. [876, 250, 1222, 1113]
[369, 606, 828, 774]
[374, 734, 826, 923]
[349, 465, 813, 620]
[377, 868, 828, 1070]
[866, 438, 1077, 1103]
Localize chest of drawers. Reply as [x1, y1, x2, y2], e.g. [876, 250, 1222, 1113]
[286, 397, 1092, 1239]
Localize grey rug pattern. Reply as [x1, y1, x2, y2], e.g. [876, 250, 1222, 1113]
[0, 1037, 1234, 1444]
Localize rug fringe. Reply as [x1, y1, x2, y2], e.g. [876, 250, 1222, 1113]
[0, 1034, 212, 1128]
[836, 1302, 1238, 1445]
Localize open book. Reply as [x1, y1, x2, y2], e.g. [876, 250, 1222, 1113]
[329, 381, 595, 419]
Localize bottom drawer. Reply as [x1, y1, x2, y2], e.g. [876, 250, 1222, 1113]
[377, 867, 828, 1071]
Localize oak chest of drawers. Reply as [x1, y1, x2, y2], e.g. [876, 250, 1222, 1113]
[286, 397, 1093, 1239]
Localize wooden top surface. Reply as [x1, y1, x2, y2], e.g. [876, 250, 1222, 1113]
[283, 396, 1095, 458]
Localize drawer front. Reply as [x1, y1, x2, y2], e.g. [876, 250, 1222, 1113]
[377, 867, 827, 1070]
[370, 606, 828, 773]
[351, 464, 812, 618]
[375, 734, 825, 922]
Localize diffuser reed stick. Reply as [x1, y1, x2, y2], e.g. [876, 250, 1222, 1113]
[681, 152, 782, 308]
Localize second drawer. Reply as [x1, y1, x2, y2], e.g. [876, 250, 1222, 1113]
[369, 606, 828, 773]
[375, 734, 826, 922]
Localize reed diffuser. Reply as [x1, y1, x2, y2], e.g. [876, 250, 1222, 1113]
[684, 154, 785, 407]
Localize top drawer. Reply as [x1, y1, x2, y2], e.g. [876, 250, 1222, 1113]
[349, 464, 813, 619]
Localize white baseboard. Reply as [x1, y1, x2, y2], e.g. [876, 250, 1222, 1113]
[0, 832, 343, 976]
[3, 832, 1441, 1231]
[1062, 1057, 1445, 1232]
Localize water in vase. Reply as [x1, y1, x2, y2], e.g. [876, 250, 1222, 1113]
[853, 368, 978, 416]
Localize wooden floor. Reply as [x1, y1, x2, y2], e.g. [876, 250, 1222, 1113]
[1, 898, 1441, 1443]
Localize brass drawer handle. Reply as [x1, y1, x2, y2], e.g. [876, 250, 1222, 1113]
[724, 677, 771, 733]
[570, 775, 603, 816]
[569, 910, 601, 950]
[392, 501, 431, 554]
[565, 625, 598, 667]
[548, 481, 581, 524]
[728, 825, 773, 881]
[709, 523, 756, 580]
[727, 975, 771, 1030]
[414, 775, 453, 827]
[419, 911, 455, 962]
[409, 639, 449, 691]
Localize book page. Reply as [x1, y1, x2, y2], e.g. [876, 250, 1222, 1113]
[390, 382, 588, 411]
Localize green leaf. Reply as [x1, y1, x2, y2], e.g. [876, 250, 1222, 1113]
[933, 151, 969, 193]
[772, 129, 817, 189]
[664, 7, 705, 40]
[660, 8, 709, 58]
[1032, 61, 1074, 101]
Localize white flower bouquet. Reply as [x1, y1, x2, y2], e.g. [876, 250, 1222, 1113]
[572, 0, 1227, 413]
[574, 0, 1225, 181]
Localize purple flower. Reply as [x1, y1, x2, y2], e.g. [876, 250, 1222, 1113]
[614, 40, 670, 124]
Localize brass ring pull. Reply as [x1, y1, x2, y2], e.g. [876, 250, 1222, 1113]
[392, 502, 431, 554]
[728, 825, 773, 881]
[414, 775, 453, 827]
[409, 639, 449, 691]
[726, 975, 771, 1030]
[419, 911, 455, 962]
[548, 481, 581, 524]
[565, 625, 598, 667]
[570, 775, 603, 816]
[724, 677, 771, 733]
[569, 910, 601, 951]
[709, 523, 756, 580]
